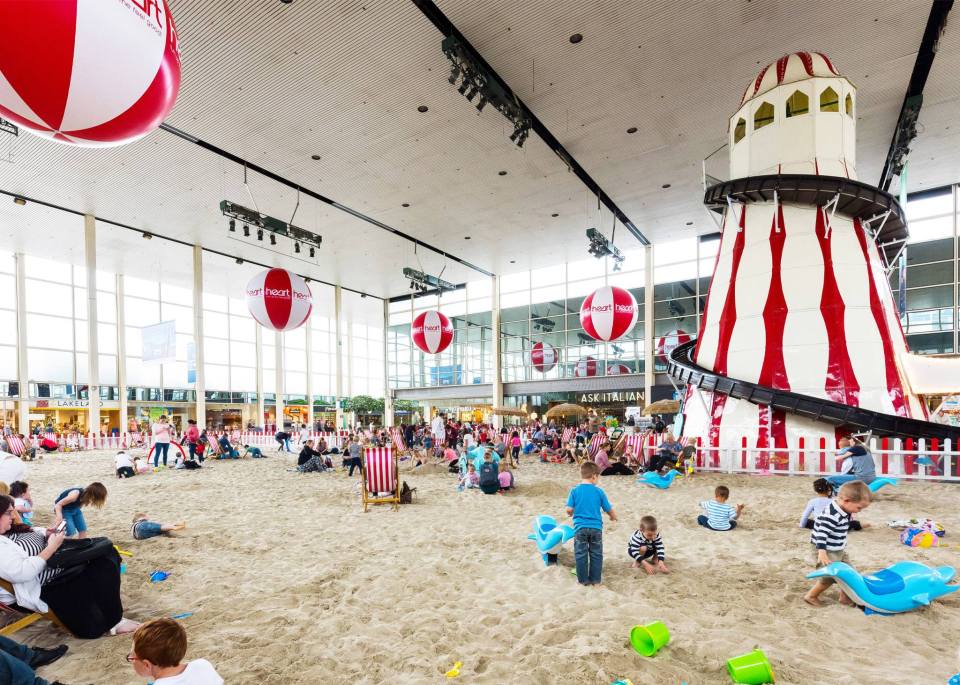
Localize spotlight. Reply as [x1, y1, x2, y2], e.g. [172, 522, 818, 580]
[242, 224, 250, 237]
[12, 196, 26, 206]
[448, 65, 460, 85]
[142, 232, 152, 240]
[475, 96, 487, 112]
[361, 293, 367, 298]
[235, 257, 244, 265]
[228, 218, 236, 232]
[256, 228, 263, 241]
[457, 80, 469, 95]
[269, 233, 276, 246]
[294, 242, 301, 254]
[465, 87, 478, 102]
[309, 246, 315, 258]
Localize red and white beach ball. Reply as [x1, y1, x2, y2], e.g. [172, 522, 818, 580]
[531, 342, 557, 372]
[574, 356, 599, 377]
[412, 310, 454, 354]
[0, 0, 181, 146]
[656, 329, 691, 363]
[245, 268, 313, 332]
[579, 286, 638, 342]
[607, 363, 632, 375]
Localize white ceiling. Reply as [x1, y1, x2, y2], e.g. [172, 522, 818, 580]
[0, 0, 957, 299]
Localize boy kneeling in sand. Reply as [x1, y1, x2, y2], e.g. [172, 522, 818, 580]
[804, 480, 871, 607]
[129, 618, 223, 684]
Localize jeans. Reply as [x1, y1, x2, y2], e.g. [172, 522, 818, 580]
[0, 635, 46, 685]
[188, 442, 197, 460]
[345, 456, 362, 476]
[574, 527, 603, 585]
[116, 466, 135, 478]
[61, 507, 86, 536]
[133, 520, 164, 540]
[153, 442, 170, 467]
[697, 515, 736, 531]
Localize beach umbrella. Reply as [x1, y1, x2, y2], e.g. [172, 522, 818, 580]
[643, 400, 681, 416]
[545, 403, 588, 418]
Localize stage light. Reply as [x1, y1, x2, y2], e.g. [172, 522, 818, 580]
[13, 196, 26, 206]
[235, 257, 244, 264]
[256, 228, 263, 241]
[294, 242, 301, 254]
[269, 234, 276, 245]
[457, 80, 469, 95]
[476, 96, 487, 112]
[142, 232, 152, 240]
[309, 247, 315, 258]
[229, 218, 236, 232]
[242, 224, 250, 237]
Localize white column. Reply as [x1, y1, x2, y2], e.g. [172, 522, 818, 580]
[491, 275, 503, 430]
[334, 285, 344, 429]
[275, 332, 285, 430]
[14, 253, 29, 434]
[305, 321, 314, 431]
[192, 245, 206, 427]
[116, 274, 128, 432]
[644, 244, 654, 407]
[84, 215, 101, 433]
[255, 325, 265, 430]
[382, 299, 394, 427]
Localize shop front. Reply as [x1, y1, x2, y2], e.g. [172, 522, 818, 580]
[30, 399, 121, 434]
[505, 390, 645, 427]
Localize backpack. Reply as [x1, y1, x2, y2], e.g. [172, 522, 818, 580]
[479, 461, 498, 487]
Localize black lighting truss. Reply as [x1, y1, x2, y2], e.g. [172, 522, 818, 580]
[219, 200, 321, 249]
[442, 35, 532, 147]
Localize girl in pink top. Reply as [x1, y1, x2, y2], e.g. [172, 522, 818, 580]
[151, 416, 172, 468]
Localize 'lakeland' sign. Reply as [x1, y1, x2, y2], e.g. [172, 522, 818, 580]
[579, 391, 642, 403]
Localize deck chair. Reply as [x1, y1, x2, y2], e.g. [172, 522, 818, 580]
[5, 435, 25, 458]
[0, 579, 64, 636]
[360, 447, 400, 512]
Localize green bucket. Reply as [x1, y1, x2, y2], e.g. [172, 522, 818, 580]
[726, 649, 775, 684]
[629, 621, 670, 657]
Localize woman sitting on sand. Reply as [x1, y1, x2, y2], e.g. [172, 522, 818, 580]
[0, 495, 139, 639]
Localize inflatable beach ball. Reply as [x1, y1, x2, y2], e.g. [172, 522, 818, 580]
[656, 329, 691, 363]
[574, 356, 599, 377]
[579, 286, 638, 342]
[531, 342, 557, 372]
[0, 1, 181, 146]
[607, 363, 632, 375]
[245, 268, 313, 332]
[412, 310, 454, 354]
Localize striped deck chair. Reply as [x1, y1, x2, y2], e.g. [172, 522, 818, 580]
[361, 447, 400, 512]
[587, 433, 606, 458]
[0, 579, 65, 636]
[206, 433, 223, 457]
[391, 428, 407, 453]
[5, 435, 25, 458]
[561, 427, 574, 444]
[618, 434, 645, 467]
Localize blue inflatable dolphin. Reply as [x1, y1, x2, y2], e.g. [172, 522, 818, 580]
[806, 561, 959, 614]
[637, 469, 680, 489]
[527, 515, 574, 566]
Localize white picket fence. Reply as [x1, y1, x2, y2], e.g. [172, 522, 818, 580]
[33, 430, 350, 452]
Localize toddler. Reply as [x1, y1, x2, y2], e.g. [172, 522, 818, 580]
[10, 480, 33, 525]
[132, 513, 187, 540]
[697, 485, 744, 531]
[116, 450, 136, 478]
[459, 463, 480, 490]
[627, 515, 668, 575]
[566, 461, 618, 585]
[54, 482, 107, 538]
[804, 480, 872, 607]
[243, 444, 264, 458]
[799, 478, 865, 530]
[498, 462, 514, 491]
[129, 618, 223, 684]
[133, 456, 151, 474]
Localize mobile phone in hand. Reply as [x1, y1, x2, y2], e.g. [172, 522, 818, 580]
[55, 520, 67, 534]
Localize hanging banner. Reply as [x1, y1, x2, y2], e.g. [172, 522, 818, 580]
[142, 321, 176, 364]
[187, 342, 196, 384]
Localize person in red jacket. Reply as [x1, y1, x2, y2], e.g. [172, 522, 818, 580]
[184, 419, 201, 462]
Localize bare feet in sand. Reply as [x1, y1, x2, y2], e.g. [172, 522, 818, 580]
[838, 591, 854, 606]
[803, 593, 823, 607]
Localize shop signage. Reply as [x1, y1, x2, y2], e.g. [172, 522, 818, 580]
[578, 391, 643, 403]
[32, 400, 121, 409]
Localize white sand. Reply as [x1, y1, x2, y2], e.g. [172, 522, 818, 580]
[8, 450, 960, 684]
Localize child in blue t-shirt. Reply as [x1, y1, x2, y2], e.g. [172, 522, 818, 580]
[565, 461, 618, 585]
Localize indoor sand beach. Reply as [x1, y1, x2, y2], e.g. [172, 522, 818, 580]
[9, 451, 960, 685]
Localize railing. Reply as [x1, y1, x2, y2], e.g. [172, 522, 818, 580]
[29, 430, 351, 452]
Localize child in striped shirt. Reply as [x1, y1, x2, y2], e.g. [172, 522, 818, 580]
[697, 485, 744, 531]
[804, 480, 871, 607]
[628, 515, 668, 575]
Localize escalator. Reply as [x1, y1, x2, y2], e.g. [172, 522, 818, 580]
[666, 338, 960, 441]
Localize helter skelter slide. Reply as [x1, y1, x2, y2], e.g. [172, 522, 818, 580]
[673, 52, 960, 453]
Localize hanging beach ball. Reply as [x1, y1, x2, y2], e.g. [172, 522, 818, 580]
[531, 342, 557, 372]
[574, 356, 599, 377]
[0, 0, 181, 146]
[656, 329, 691, 363]
[607, 363, 632, 375]
[245, 268, 313, 332]
[412, 310, 454, 354]
[579, 286, 638, 342]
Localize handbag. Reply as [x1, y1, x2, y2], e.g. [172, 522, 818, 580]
[47, 536, 115, 570]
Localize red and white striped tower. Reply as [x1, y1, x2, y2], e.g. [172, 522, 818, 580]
[682, 52, 926, 451]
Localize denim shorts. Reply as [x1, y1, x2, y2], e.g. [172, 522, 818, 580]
[133, 520, 164, 540]
[61, 508, 86, 536]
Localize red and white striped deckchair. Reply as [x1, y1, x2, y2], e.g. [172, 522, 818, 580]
[361, 447, 400, 512]
[561, 427, 574, 444]
[206, 433, 223, 456]
[587, 433, 606, 458]
[390, 428, 407, 453]
[4, 435, 25, 458]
